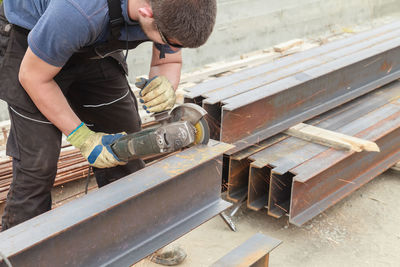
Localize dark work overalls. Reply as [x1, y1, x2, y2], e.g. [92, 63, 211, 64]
[0, 0, 147, 230]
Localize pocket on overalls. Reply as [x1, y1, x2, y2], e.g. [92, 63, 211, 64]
[0, 16, 12, 68]
[6, 106, 21, 160]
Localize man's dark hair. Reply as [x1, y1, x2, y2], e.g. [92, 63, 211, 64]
[150, 0, 217, 48]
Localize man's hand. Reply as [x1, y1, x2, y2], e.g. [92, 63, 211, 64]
[136, 76, 176, 113]
[67, 123, 127, 168]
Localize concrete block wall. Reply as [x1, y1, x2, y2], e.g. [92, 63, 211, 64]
[126, 0, 400, 82]
[0, 0, 399, 120]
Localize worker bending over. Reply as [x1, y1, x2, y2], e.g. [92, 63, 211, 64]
[0, 0, 216, 230]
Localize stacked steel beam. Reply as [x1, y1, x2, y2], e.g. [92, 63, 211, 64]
[185, 21, 400, 152]
[233, 83, 400, 225]
[184, 22, 400, 225]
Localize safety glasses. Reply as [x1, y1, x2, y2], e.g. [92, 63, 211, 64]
[155, 23, 183, 49]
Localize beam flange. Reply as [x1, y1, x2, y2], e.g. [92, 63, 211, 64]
[211, 233, 281, 267]
[0, 141, 233, 267]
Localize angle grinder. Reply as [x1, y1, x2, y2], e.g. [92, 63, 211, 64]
[110, 103, 210, 161]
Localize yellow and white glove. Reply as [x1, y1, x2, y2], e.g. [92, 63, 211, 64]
[67, 123, 127, 169]
[136, 76, 176, 113]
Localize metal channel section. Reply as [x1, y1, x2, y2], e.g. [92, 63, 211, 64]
[248, 140, 307, 213]
[229, 81, 400, 204]
[211, 233, 282, 267]
[221, 38, 400, 154]
[227, 156, 251, 202]
[227, 134, 285, 202]
[247, 163, 270, 211]
[0, 141, 233, 267]
[245, 82, 400, 225]
[268, 172, 293, 218]
[289, 99, 400, 225]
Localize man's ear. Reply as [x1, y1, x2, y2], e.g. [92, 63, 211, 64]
[138, 6, 153, 18]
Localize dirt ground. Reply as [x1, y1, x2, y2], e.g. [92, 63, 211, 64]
[136, 169, 400, 267]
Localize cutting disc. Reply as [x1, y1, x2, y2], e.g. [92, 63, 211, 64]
[193, 117, 210, 145]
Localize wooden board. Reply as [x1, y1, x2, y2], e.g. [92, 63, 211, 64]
[285, 123, 380, 152]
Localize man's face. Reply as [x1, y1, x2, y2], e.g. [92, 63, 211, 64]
[138, 15, 182, 51]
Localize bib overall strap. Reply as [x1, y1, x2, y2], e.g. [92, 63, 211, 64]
[107, 0, 124, 41]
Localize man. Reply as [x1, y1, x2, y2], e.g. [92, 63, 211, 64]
[0, 0, 216, 230]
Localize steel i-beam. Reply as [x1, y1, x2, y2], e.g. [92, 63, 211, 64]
[211, 233, 282, 267]
[185, 22, 400, 103]
[222, 36, 400, 154]
[0, 141, 233, 267]
[205, 27, 400, 140]
[248, 85, 400, 225]
[230, 82, 400, 206]
[226, 134, 285, 202]
[184, 23, 400, 146]
[289, 101, 400, 225]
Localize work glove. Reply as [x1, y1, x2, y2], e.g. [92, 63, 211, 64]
[136, 76, 176, 113]
[67, 123, 127, 169]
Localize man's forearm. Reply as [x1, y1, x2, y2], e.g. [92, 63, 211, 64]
[149, 62, 182, 90]
[20, 79, 81, 135]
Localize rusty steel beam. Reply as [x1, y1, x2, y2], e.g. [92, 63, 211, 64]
[245, 82, 400, 225]
[211, 233, 281, 267]
[222, 39, 400, 154]
[184, 23, 400, 145]
[186, 23, 400, 140]
[249, 81, 400, 173]
[204, 27, 400, 141]
[185, 21, 400, 102]
[226, 135, 285, 202]
[0, 141, 233, 267]
[289, 101, 400, 225]
[247, 164, 270, 211]
[227, 156, 251, 202]
[245, 83, 399, 211]
[268, 172, 293, 218]
[204, 28, 400, 105]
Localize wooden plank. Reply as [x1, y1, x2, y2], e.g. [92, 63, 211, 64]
[284, 123, 380, 152]
[273, 39, 303, 53]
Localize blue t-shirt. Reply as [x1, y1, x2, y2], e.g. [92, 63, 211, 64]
[3, 0, 176, 67]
